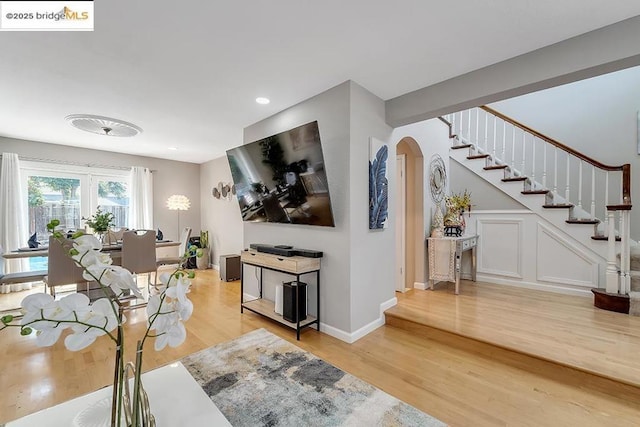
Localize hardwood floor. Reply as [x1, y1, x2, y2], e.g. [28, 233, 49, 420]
[1, 272, 639, 426]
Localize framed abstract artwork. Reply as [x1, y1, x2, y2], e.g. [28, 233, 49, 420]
[369, 137, 388, 229]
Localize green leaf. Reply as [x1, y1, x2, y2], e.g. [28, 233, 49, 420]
[187, 271, 195, 279]
[1, 315, 13, 324]
[72, 231, 84, 239]
[21, 327, 33, 336]
[69, 248, 79, 256]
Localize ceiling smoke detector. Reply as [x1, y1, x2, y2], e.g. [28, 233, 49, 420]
[65, 114, 143, 137]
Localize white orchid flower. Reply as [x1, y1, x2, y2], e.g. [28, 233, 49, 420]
[36, 328, 65, 347]
[100, 266, 142, 298]
[72, 235, 102, 254]
[64, 298, 119, 351]
[153, 321, 186, 351]
[76, 250, 113, 269]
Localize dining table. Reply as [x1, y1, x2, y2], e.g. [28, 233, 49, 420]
[2, 240, 180, 259]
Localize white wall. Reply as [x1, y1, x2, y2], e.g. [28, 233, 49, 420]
[390, 118, 452, 284]
[200, 156, 244, 268]
[450, 161, 524, 210]
[243, 82, 352, 335]
[0, 136, 200, 242]
[490, 65, 640, 238]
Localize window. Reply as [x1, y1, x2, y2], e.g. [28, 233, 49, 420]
[21, 162, 131, 243]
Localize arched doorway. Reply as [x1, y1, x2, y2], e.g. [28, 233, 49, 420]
[395, 137, 425, 291]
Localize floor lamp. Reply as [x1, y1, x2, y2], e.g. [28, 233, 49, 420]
[166, 194, 191, 241]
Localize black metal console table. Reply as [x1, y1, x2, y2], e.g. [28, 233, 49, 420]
[240, 250, 321, 340]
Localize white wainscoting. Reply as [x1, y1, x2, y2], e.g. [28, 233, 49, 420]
[463, 210, 605, 296]
[536, 222, 599, 288]
[476, 218, 523, 278]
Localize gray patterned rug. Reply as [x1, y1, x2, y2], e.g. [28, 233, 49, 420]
[182, 328, 445, 426]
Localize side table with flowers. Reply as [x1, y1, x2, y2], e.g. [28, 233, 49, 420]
[0, 220, 197, 427]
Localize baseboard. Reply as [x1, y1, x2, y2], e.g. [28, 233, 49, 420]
[320, 296, 398, 344]
[212, 263, 219, 271]
[476, 274, 592, 297]
[242, 292, 258, 301]
[414, 282, 427, 290]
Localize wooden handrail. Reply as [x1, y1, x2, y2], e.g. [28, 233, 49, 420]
[481, 106, 624, 171]
[480, 105, 631, 205]
[437, 116, 455, 138]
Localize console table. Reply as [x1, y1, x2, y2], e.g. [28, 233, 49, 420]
[240, 250, 321, 340]
[427, 235, 478, 294]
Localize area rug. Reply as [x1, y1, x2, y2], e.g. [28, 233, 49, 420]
[182, 328, 445, 427]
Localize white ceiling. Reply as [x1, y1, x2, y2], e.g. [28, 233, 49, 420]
[1, 1, 639, 164]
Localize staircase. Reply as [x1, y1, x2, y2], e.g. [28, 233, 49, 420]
[441, 107, 634, 308]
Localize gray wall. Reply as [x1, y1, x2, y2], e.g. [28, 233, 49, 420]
[200, 156, 244, 267]
[348, 82, 394, 331]
[0, 136, 200, 242]
[490, 65, 640, 238]
[243, 82, 352, 333]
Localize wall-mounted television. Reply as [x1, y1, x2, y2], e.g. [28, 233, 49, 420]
[226, 121, 335, 227]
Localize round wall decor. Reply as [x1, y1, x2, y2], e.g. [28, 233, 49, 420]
[429, 154, 447, 203]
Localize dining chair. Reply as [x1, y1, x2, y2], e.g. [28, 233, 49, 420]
[44, 236, 90, 298]
[0, 244, 47, 291]
[157, 227, 192, 269]
[121, 230, 158, 293]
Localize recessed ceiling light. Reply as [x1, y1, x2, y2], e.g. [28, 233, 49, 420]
[256, 97, 270, 105]
[65, 114, 143, 137]
[168, 147, 177, 151]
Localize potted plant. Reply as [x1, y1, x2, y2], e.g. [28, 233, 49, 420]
[196, 230, 210, 270]
[82, 206, 115, 242]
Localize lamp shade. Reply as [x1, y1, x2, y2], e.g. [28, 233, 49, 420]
[166, 194, 191, 211]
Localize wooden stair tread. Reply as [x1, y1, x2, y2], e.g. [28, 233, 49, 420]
[502, 177, 527, 182]
[451, 144, 472, 150]
[521, 190, 549, 195]
[543, 204, 574, 209]
[483, 165, 508, 170]
[566, 218, 600, 225]
[591, 235, 621, 241]
[467, 154, 490, 159]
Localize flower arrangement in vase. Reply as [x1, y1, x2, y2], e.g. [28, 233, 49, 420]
[444, 190, 472, 235]
[195, 230, 209, 270]
[83, 206, 115, 242]
[0, 220, 196, 426]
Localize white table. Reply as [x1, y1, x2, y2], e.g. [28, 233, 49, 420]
[6, 362, 231, 427]
[427, 235, 478, 294]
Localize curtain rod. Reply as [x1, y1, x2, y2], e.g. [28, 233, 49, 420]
[0, 153, 153, 172]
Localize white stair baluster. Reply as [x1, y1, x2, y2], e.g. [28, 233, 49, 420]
[565, 154, 571, 203]
[501, 120, 506, 165]
[521, 130, 526, 178]
[605, 210, 618, 293]
[590, 165, 596, 220]
[511, 126, 516, 172]
[553, 147, 558, 197]
[484, 111, 489, 153]
[467, 109, 472, 144]
[492, 116, 497, 160]
[604, 172, 609, 236]
[530, 136, 536, 190]
[542, 142, 547, 189]
[578, 160, 583, 210]
[475, 109, 480, 150]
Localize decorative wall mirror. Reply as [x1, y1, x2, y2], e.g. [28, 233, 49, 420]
[429, 154, 446, 203]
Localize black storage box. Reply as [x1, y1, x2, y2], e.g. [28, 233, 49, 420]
[282, 281, 307, 323]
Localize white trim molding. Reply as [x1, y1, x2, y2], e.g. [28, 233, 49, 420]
[413, 282, 427, 290]
[476, 218, 523, 279]
[320, 296, 398, 344]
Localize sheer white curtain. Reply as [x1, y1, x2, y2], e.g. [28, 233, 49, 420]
[0, 153, 28, 274]
[129, 166, 153, 230]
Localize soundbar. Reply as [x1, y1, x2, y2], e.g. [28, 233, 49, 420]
[249, 243, 323, 258]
